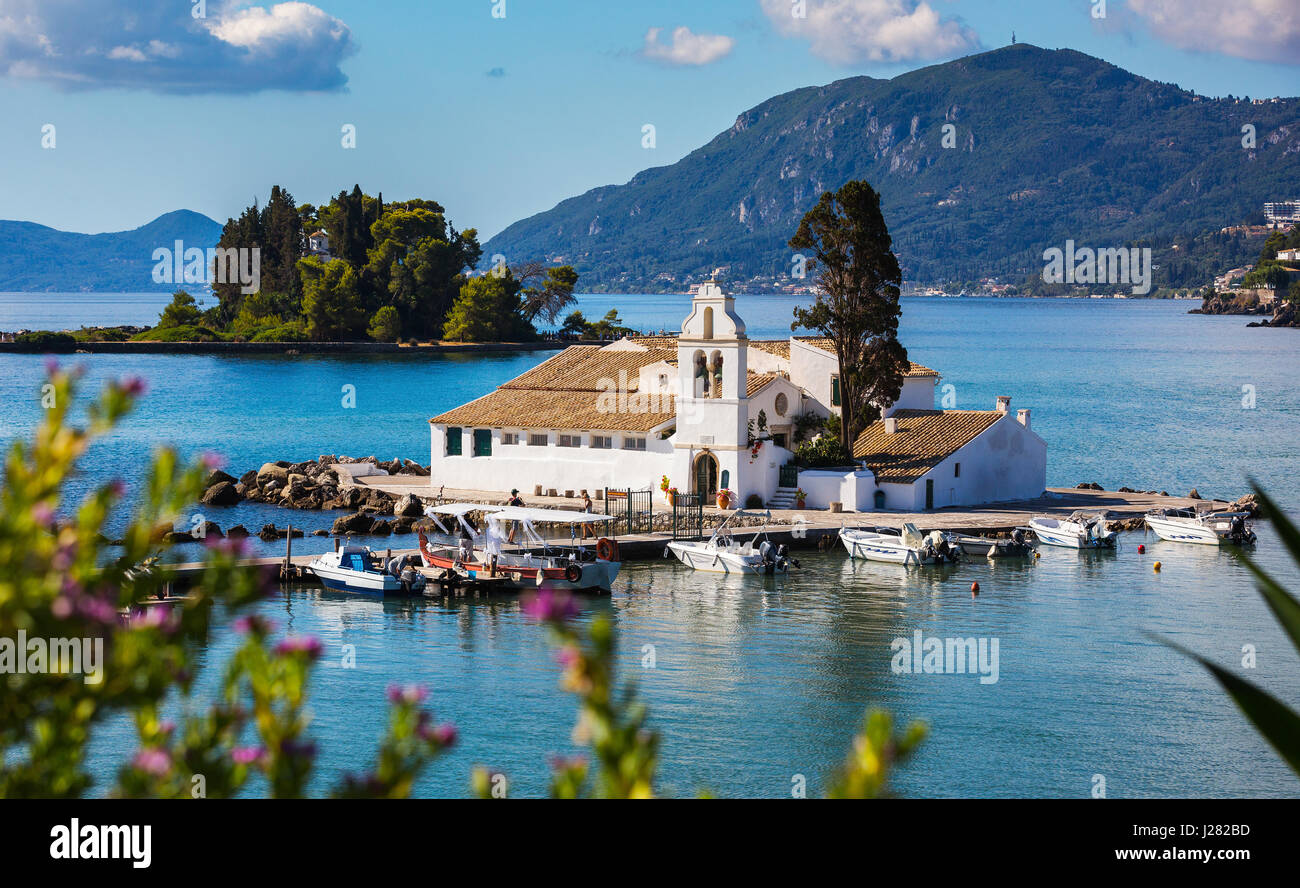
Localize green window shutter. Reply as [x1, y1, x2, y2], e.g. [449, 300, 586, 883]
[446, 427, 462, 456]
[473, 428, 492, 457]
[831, 375, 841, 406]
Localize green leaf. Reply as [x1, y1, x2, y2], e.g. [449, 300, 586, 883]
[1244, 482, 1300, 657]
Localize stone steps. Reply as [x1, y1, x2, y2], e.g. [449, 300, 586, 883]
[767, 486, 800, 508]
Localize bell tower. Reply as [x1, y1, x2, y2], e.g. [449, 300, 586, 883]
[672, 276, 748, 497]
[676, 277, 747, 401]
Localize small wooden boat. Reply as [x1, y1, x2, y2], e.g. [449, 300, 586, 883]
[951, 528, 1035, 559]
[418, 503, 621, 592]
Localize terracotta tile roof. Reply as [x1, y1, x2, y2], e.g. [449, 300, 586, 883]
[792, 337, 938, 377]
[498, 345, 676, 393]
[851, 409, 1001, 483]
[430, 344, 676, 432]
[748, 340, 791, 359]
[745, 371, 780, 396]
[431, 388, 674, 433]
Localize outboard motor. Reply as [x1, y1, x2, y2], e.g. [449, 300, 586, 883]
[1011, 528, 1025, 545]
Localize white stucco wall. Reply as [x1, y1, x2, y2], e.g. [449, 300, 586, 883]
[888, 376, 938, 413]
[789, 340, 838, 416]
[794, 411, 1046, 512]
[429, 424, 674, 496]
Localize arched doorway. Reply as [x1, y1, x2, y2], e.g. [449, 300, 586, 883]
[693, 452, 718, 497]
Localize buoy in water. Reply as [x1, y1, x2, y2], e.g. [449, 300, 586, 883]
[1153, 561, 1162, 572]
[1137, 544, 1145, 554]
[1034, 551, 1041, 559]
[971, 581, 980, 595]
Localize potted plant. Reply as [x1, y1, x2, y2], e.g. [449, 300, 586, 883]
[715, 488, 734, 509]
[660, 475, 676, 506]
[795, 488, 808, 509]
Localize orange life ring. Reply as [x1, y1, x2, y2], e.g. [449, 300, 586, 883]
[596, 537, 619, 562]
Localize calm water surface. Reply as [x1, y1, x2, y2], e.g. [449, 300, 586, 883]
[1, 293, 1298, 797]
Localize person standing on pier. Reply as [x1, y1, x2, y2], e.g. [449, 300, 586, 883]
[580, 490, 595, 541]
[507, 488, 525, 543]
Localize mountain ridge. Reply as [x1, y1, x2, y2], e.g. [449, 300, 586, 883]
[483, 43, 1300, 292]
[0, 210, 222, 292]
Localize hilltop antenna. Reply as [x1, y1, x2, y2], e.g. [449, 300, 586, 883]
[1012, 31, 1016, 45]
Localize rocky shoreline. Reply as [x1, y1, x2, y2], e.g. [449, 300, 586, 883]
[1073, 481, 1259, 530]
[1190, 294, 1298, 327]
[198, 455, 432, 538]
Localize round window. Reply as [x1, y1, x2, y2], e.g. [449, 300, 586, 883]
[774, 393, 788, 416]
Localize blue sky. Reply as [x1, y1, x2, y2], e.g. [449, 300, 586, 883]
[1, 0, 1296, 239]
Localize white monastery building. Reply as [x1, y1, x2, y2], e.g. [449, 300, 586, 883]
[428, 280, 1046, 511]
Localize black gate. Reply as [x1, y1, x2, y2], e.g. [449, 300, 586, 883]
[779, 462, 799, 488]
[671, 492, 705, 540]
[604, 487, 653, 534]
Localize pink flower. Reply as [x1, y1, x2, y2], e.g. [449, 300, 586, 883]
[386, 684, 428, 706]
[120, 376, 147, 397]
[420, 722, 457, 747]
[31, 502, 55, 526]
[274, 635, 324, 659]
[231, 746, 265, 766]
[200, 451, 226, 471]
[233, 614, 276, 635]
[132, 748, 171, 777]
[521, 589, 578, 624]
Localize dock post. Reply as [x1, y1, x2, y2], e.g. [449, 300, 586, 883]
[284, 525, 292, 579]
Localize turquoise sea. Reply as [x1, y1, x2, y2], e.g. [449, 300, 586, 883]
[1, 292, 1298, 797]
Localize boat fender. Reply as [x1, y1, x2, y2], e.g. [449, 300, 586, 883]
[596, 537, 619, 563]
[565, 563, 582, 583]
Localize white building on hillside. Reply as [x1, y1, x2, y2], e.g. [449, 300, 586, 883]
[427, 280, 1046, 511]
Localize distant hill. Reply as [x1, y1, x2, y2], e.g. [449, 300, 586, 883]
[484, 44, 1300, 292]
[0, 210, 222, 292]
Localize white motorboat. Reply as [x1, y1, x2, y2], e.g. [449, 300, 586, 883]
[1145, 507, 1256, 546]
[840, 523, 959, 565]
[1028, 511, 1117, 549]
[664, 510, 795, 575]
[951, 527, 1036, 559]
[309, 545, 427, 596]
[418, 503, 622, 592]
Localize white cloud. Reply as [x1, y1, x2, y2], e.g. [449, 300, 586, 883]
[1127, 0, 1300, 65]
[0, 0, 356, 93]
[761, 0, 979, 65]
[642, 25, 735, 66]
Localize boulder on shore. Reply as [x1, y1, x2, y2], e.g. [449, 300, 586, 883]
[1188, 488, 1201, 500]
[1075, 482, 1104, 491]
[331, 512, 375, 534]
[257, 462, 291, 486]
[200, 480, 242, 506]
[1229, 493, 1260, 517]
[227, 524, 250, 538]
[204, 470, 237, 490]
[394, 493, 425, 518]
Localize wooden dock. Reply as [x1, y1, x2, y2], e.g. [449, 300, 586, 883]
[147, 486, 1245, 598]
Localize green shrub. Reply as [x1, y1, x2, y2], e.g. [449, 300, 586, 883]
[745, 493, 764, 509]
[130, 325, 227, 342]
[251, 324, 309, 343]
[14, 331, 76, 350]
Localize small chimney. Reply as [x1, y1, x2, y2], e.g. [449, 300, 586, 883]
[883, 417, 899, 434]
[996, 396, 1011, 413]
[1017, 408, 1030, 429]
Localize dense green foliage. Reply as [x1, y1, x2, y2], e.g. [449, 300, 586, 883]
[13, 331, 76, 349]
[791, 181, 908, 448]
[484, 44, 1300, 292]
[133, 185, 577, 342]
